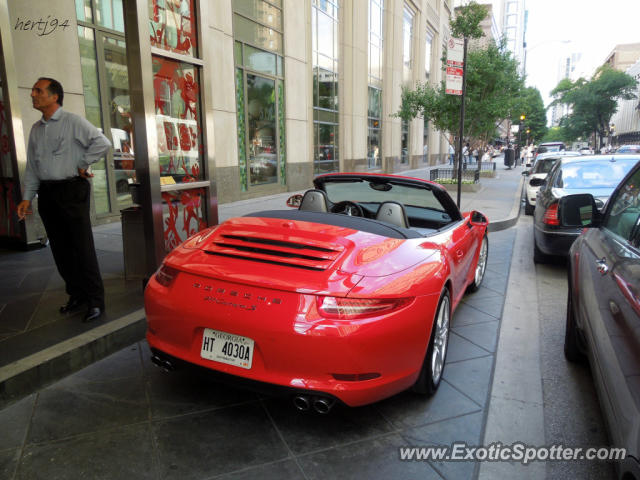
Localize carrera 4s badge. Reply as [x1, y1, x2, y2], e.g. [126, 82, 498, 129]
[192, 283, 282, 311]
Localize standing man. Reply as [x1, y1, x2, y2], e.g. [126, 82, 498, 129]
[16, 78, 111, 322]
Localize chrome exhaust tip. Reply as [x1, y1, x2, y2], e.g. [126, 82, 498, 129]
[151, 354, 174, 372]
[313, 397, 334, 414]
[292, 395, 311, 411]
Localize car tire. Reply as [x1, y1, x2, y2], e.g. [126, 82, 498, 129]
[412, 289, 451, 396]
[564, 283, 585, 362]
[467, 235, 488, 293]
[533, 235, 548, 264]
[524, 198, 534, 216]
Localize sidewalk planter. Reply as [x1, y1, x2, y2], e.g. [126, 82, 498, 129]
[429, 167, 482, 191]
[442, 182, 482, 192]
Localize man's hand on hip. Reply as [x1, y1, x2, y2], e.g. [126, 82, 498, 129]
[17, 200, 32, 221]
[78, 167, 94, 178]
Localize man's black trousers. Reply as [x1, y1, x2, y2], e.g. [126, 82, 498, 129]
[38, 177, 104, 309]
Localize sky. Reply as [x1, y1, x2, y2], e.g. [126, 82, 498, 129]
[524, 0, 640, 118]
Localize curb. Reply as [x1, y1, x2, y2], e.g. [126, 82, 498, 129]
[487, 174, 524, 233]
[0, 309, 146, 409]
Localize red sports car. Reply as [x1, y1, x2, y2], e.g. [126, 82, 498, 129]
[145, 173, 489, 412]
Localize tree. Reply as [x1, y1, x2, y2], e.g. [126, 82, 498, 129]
[511, 87, 547, 144]
[550, 65, 637, 148]
[397, 2, 524, 167]
[541, 126, 570, 143]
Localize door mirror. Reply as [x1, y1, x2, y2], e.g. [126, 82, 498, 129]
[469, 211, 488, 226]
[522, 170, 530, 176]
[286, 194, 303, 208]
[558, 194, 600, 227]
[529, 177, 545, 187]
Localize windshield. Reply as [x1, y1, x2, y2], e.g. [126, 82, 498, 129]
[323, 179, 446, 211]
[554, 161, 636, 189]
[539, 144, 563, 153]
[533, 158, 558, 174]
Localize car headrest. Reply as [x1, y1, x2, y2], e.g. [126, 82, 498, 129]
[299, 189, 329, 212]
[375, 201, 409, 229]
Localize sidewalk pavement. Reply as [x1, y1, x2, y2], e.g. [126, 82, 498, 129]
[0, 160, 524, 407]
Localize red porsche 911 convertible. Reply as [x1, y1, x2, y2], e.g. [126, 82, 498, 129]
[145, 173, 489, 412]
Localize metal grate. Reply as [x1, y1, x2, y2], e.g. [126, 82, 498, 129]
[204, 234, 344, 270]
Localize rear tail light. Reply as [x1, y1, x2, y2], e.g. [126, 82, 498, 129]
[155, 264, 180, 287]
[317, 296, 411, 319]
[543, 202, 560, 226]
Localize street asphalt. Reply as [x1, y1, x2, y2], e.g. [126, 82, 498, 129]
[0, 160, 540, 480]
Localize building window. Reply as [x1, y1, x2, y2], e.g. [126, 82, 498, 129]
[368, 87, 382, 169]
[75, 0, 132, 216]
[425, 29, 433, 81]
[150, 0, 198, 56]
[233, 1, 286, 189]
[368, 0, 383, 169]
[401, 119, 409, 164]
[312, 0, 339, 174]
[402, 5, 414, 84]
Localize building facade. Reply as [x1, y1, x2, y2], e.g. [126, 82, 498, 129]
[0, 0, 452, 265]
[610, 59, 640, 146]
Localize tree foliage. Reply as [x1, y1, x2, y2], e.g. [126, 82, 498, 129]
[550, 65, 637, 147]
[397, 37, 524, 149]
[511, 87, 547, 144]
[450, 2, 487, 39]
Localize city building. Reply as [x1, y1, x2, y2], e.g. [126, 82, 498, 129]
[550, 51, 583, 127]
[0, 0, 453, 272]
[610, 58, 640, 146]
[603, 43, 640, 73]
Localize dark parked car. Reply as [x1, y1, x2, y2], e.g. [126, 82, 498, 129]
[563, 160, 640, 479]
[533, 155, 639, 263]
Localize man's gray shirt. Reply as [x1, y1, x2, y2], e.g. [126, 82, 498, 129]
[24, 107, 111, 201]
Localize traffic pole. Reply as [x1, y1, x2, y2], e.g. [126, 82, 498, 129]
[456, 37, 468, 209]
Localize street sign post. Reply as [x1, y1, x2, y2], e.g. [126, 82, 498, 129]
[446, 36, 467, 208]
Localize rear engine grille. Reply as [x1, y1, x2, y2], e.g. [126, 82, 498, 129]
[204, 234, 343, 271]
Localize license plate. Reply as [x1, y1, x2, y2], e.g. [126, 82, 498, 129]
[200, 328, 254, 369]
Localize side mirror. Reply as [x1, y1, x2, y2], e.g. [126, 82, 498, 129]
[286, 194, 303, 208]
[558, 194, 600, 228]
[469, 211, 488, 226]
[522, 170, 530, 176]
[529, 177, 545, 187]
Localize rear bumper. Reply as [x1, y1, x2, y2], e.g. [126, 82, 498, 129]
[145, 274, 441, 407]
[534, 223, 581, 256]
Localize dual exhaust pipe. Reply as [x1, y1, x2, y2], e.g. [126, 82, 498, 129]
[152, 353, 335, 414]
[292, 394, 335, 414]
[151, 353, 175, 372]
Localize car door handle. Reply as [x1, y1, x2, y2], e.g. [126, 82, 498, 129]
[596, 258, 609, 275]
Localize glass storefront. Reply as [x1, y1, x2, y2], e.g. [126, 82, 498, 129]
[0, 56, 21, 240]
[152, 57, 203, 185]
[76, 0, 132, 217]
[312, 0, 339, 174]
[233, 0, 286, 190]
[368, 0, 383, 170]
[149, 0, 198, 56]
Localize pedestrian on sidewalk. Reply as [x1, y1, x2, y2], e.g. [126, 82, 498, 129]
[448, 143, 455, 165]
[16, 77, 111, 323]
[463, 143, 469, 165]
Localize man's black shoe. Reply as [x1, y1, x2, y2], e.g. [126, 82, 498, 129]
[60, 297, 86, 314]
[83, 307, 103, 323]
